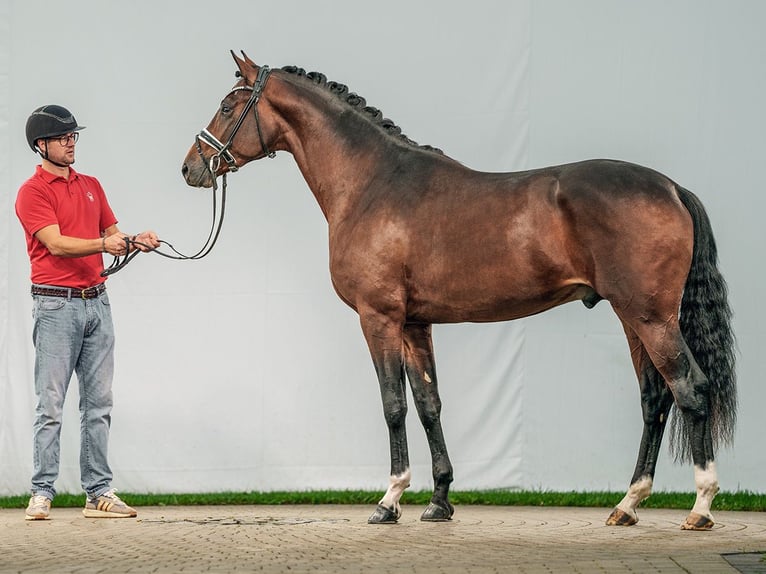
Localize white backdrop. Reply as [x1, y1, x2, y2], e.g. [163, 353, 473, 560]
[1, 1, 764, 496]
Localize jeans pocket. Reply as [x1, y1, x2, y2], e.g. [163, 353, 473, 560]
[33, 296, 66, 318]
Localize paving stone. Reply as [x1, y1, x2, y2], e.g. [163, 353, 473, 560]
[1, 505, 764, 573]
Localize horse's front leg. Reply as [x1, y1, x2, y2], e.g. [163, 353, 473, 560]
[360, 310, 411, 524]
[403, 323, 454, 521]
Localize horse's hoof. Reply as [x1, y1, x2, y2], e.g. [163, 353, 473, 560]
[681, 512, 714, 530]
[367, 504, 400, 524]
[421, 501, 454, 522]
[605, 507, 638, 526]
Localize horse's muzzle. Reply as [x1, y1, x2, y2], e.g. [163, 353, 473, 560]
[181, 155, 214, 189]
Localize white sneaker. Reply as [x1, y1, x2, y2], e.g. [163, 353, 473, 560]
[25, 495, 52, 520]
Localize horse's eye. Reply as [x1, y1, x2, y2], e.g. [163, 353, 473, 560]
[220, 103, 232, 115]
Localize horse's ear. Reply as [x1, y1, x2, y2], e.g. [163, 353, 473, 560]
[231, 50, 257, 78]
[240, 51, 258, 68]
[230, 50, 245, 75]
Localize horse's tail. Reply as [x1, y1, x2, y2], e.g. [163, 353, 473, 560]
[669, 185, 737, 462]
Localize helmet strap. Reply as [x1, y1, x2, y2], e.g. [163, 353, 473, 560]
[38, 138, 70, 168]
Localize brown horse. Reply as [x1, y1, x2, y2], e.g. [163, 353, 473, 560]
[182, 52, 736, 530]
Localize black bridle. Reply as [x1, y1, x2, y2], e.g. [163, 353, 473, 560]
[195, 64, 275, 176]
[101, 65, 275, 277]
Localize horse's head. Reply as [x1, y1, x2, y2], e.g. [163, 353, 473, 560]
[182, 51, 275, 188]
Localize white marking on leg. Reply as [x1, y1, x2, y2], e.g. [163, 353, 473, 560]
[615, 476, 653, 522]
[423, 372, 432, 383]
[690, 462, 718, 520]
[379, 469, 411, 515]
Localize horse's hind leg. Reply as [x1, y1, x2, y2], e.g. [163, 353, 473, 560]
[656, 341, 718, 530]
[403, 323, 454, 521]
[675, 367, 719, 530]
[618, 316, 719, 530]
[607, 325, 674, 526]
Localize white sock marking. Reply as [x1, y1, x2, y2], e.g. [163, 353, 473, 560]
[615, 476, 653, 521]
[379, 469, 411, 513]
[690, 462, 718, 519]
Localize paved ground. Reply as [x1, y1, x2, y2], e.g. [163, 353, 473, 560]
[0, 504, 764, 573]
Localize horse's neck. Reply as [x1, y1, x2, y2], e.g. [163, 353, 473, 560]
[269, 78, 391, 224]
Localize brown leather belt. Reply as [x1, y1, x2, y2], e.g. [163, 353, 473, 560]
[31, 283, 107, 300]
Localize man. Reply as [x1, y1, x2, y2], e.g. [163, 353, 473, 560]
[15, 104, 160, 520]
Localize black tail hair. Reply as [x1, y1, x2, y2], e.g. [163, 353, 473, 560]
[669, 186, 737, 462]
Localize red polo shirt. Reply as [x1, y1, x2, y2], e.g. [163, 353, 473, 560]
[15, 165, 118, 289]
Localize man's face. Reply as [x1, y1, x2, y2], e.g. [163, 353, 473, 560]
[39, 132, 78, 166]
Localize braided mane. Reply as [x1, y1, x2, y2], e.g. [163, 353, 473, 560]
[280, 66, 442, 154]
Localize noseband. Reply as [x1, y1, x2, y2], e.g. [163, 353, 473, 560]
[195, 64, 275, 178]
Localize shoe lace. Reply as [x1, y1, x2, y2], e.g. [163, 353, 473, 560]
[31, 494, 49, 505]
[101, 489, 124, 503]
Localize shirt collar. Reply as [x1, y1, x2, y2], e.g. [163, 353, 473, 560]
[35, 164, 79, 184]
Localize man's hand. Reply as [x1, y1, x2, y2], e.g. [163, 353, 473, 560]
[103, 233, 132, 256]
[133, 231, 160, 252]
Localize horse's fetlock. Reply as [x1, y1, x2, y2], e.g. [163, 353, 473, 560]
[432, 464, 453, 484]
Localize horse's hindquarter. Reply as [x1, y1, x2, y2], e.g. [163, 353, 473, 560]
[329, 158, 693, 325]
[553, 161, 694, 315]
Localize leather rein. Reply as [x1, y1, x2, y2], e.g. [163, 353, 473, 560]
[102, 65, 274, 277]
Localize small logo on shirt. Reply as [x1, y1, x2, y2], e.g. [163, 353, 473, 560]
[86, 191, 94, 202]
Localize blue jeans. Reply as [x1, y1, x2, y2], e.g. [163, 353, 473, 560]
[31, 285, 115, 500]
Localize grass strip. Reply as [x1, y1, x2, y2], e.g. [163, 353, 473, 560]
[1, 490, 764, 511]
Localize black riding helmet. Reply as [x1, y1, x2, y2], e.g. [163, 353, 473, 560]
[25, 104, 85, 155]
